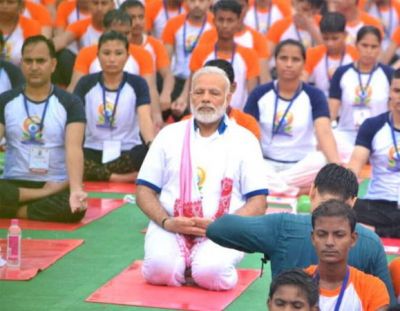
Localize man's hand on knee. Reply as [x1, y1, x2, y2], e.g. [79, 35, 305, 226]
[43, 181, 69, 196]
[69, 190, 88, 213]
[164, 216, 206, 236]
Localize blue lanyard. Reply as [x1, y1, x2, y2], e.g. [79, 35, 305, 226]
[23, 92, 51, 133]
[272, 82, 302, 137]
[182, 15, 207, 57]
[214, 43, 236, 64]
[356, 64, 376, 104]
[101, 79, 124, 129]
[325, 52, 345, 81]
[163, 0, 182, 21]
[376, 1, 393, 38]
[76, 3, 80, 21]
[254, 2, 272, 34]
[314, 267, 350, 311]
[390, 113, 400, 159]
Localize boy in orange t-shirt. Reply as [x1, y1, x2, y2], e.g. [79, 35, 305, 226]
[307, 200, 389, 311]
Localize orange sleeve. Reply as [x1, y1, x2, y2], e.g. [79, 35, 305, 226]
[197, 28, 218, 47]
[189, 44, 213, 72]
[148, 36, 170, 69]
[251, 27, 269, 58]
[161, 14, 185, 45]
[55, 1, 76, 28]
[266, 17, 292, 44]
[129, 45, 155, 75]
[346, 44, 359, 61]
[238, 46, 260, 79]
[392, 26, 400, 45]
[304, 45, 326, 74]
[19, 16, 42, 38]
[274, 0, 292, 17]
[394, 2, 400, 20]
[25, 2, 52, 27]
[67, 18, 91, 40]
[358, 0, 368, 10]
[146, 0, 162, 32]
[41, 0, 55, 5]
[354, 269, 389, 311]
[73, 45, 97, 74]
[360, 12, 384, 37]
[229, 108, 261, 140]
[389, 257, 400, 298]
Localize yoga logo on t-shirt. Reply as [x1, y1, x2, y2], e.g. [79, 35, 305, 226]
[388, 145, 400, 172]
[97, 101, 116, 128]
[196, 166, 206, 195]
[1, 42, 12, 62]
[21, 116, 44, 145]
[354, 85, 372, 107]
[274, 111, 293, 136]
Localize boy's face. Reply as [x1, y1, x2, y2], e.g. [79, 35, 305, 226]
[214, 10, 241, 40]
[292, 0, 314, 16]
[311, 216, 357, 265]
[322, 32, 347, 55]
[185, 0, 210, 18]
[267, 285, 317, 311]
[330, 0, 357, 13]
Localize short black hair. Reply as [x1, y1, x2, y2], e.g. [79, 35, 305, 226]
[312, 199, 357, 233]
[268, 269, 319, 307]
[274, 39, 306, 61]
[393, 68, 400, 80]
[356, 25, 382, 43]
[314, 163, 358, 202]
[120, 0, 144, 11]
[103, 9, 132, 29]
[21, 35, 56, 58]
[213, 0, 242, 17]
[204, 59, 235, 84]
[308, 0, 324, 9]
[98, 30, 129, 51]
[320, 12, 346, 33]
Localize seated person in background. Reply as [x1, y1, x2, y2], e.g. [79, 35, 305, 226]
[136, 66, 268, 290]
[304, 12, 358, 98]
[245, 39, 340, 195]
[0, 35, 87, 223]
[54, 0, 91, 36]
[207, 163, 397, 304]
[266, 0, 324, 58]
[348, 68, 400, 238]
[22, 0, 53, 38]
[0, 0, 41, 65]
[120, 0, 175, 119]
[332, 0, 383, 45]
[74, 31, 154, 182]
[0, 32, 25, 95]
[268, 269, 319, 311]
[389, 257, 400, 303]
[329, 25, 393, 162]
[307, 200, 389, 310]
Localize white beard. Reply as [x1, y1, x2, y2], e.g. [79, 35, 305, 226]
[191, 100, 227, 124]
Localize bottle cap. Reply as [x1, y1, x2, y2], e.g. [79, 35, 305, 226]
[11, 219, 19, 226]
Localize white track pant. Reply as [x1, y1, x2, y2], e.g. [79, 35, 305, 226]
[142, 222, 244, 290]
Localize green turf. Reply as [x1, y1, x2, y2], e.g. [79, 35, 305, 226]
[0, 193, 271, 311]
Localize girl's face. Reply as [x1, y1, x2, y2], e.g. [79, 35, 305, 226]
[356, 33, 381, 66]
[98, 39, 128, 74]
[275, 44, 305, 81]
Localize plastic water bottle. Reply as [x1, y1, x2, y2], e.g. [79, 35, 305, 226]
[7, 219, 21, 268]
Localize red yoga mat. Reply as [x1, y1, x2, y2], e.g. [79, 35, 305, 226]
[381, 238, 400, 255]
[83, 182, 136, 194]
[0, 198, 124, 231]
[0, 239, 84, 280]
[86, 261, 259, 310]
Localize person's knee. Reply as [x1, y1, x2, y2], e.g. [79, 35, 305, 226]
[142, 256, 184, 287]
[191, 260, 238, 290]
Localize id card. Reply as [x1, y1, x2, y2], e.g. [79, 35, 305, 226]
[102, 140, 121, 164]
[29, 147, 49, 174]
[353, 108, 371, 128]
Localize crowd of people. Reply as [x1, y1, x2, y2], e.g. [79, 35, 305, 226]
[0, 0, 399, 309]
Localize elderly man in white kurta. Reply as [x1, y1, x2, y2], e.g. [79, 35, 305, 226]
[136, 66, 268, 290]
